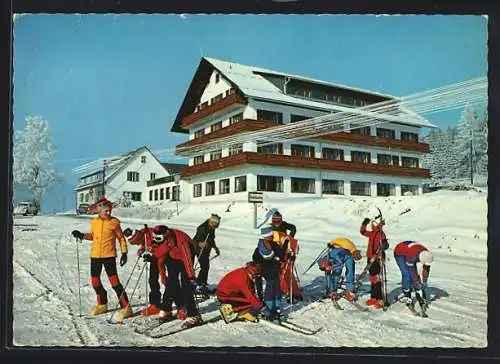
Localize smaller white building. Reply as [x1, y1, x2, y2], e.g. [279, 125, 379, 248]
[74, 146, 176, 207]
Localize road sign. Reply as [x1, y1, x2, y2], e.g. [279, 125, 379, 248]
[248, 191, 263, 203]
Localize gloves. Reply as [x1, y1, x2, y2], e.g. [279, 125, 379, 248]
[352, 250, 362, 261]
[381, 239, 389, 250]
[362, 218, 371, 225]
[72, 230, 84, 240]
[214, 246, 220, 255]
[137, 247, 145, 257]
[123, 228, 133, 237]
[259, 306, 272, 319]
[142, 253, 153, 263]
[120, 253, 128, 267]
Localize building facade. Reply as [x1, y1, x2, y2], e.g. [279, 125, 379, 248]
[170, 57, 436, 203]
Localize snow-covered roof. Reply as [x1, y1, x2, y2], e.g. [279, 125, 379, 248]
[205, 57, 436, 128]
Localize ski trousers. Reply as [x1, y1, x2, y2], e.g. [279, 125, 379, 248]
[90, 257, 129, 308]
[163, 254, 199, 316]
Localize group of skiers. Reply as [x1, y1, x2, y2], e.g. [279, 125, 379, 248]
[70, 196, 434, 330]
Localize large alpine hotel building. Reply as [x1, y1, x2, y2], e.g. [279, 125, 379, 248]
[169, 57, 436, 203]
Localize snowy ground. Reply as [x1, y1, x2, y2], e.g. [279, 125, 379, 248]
[13, 190, 487, 347]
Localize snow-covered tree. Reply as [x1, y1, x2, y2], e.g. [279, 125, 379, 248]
[423, 127, 460, 182]
[13, 115, 58, 209]
[474, 110, 488, 175]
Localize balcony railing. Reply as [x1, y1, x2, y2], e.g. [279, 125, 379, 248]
[180, 92, 247, 129]
[146, 175, 175, 187]
[180, 152, 430, 179]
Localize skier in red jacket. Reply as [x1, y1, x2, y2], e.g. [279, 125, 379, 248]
[393, 241, 433, 306]
[360, 215, 389, 308]
[216, 262, 272, 323]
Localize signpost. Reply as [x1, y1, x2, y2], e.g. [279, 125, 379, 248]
[174, 174, 181, 215]
[248, 191, 264, 228]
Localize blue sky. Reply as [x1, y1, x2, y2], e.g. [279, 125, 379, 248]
[12, 14, 487, 212]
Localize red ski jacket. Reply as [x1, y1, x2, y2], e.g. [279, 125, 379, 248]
[216, 267, 264, 310]
[394, 241, 430, 284]
[360, 221, 387, 259]
[127, 227, 167, 284]
[165, 228, 196, 280]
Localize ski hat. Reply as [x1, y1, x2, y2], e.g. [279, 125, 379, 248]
[272, 211, 282, 224]
[90, 197, 113, 214]
[260, 226, 274, 240]
[419, 250, 434, 265]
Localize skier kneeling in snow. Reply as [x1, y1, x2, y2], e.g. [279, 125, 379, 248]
[123, 226, 171, 316]
[71, 197, 133, 321]
[150, 225, 203, 328]
[252, 227, 287, 321]
[393, 241, 433, 307]
[216, 262, 272, 323]
[317, 237, 363, 302]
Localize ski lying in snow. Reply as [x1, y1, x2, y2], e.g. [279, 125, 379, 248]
[344, 299, 369, 312]
[331, 298, 344, 310]
[134, 316, 177, 335]
[141, 315, 224, 338]
[260, 318, 322, 336]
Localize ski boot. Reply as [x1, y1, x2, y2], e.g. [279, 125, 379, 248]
[89, 304, 108, 316]
[366, 297, 385, 308]
[114, 305, 134, 322]
[219, 304, 239, 324]
[237, 309, 259, 323]
[181, 315, 203, 329]
[139, 304, 162, 316]
[397, 289, 412, 304]
[343, 290, 356, 302]
[176, 307, 188, 320]
[158, 310, 174, 323]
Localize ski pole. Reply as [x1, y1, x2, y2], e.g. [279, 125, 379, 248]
[302, 246, 329, 275]
[75, 237, 82, 318]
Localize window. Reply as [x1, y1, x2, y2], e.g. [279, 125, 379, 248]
[127, 171, 140, 182]
[199, 101, 208, 110]
[85, 193, 89, 202]
[392, 156, 400, 166]
[215, 73, 220, 84]
[229, 144, 243, 156]
[401, 184, 419, 196]
[172, 186, 179, 201]
[219, 179, 230, 194]
[141, 156, 146, 163]
[351, 151, 371, 164]
[230, 113, 243, 125]
[322, 179, 344, 195]
[351, 126, 371, 136]
[165, 187, 170, 200]
[291, 144, 315, 158]
[225, 88, 235, 97]
[401, 132, 419, 143]
[377, 154, 392, 166]
[160, 188, 164, 200]
[351, 181, 371, 196]
[194, 129, 205, 139]
[377, 183, 395, 197]
[257, 175, 284, 192]
[376, 128, 395, 139]
[149, 190, 153, 201]
[257, 143, 283, 155]
[154, 189, 158, 201]
[290, 114, 309, 123]
[211, 93, 223, 104]
[291, 177, 315, 194]
[322, 148, 344, 161]
[234, 176, 247, 192]
[211, 121, 222, 133]
[210, 150, 222, 161]
[80, 194, 84, 202]
[125, 192, 142, 201]
[194, 155, 204, 165]
[257, 109, 283, 124]
[206, 181, 215, 196]
[402, 157, 419, 168]
[150, 173, 156, 180]
[193, 184, 202, 198]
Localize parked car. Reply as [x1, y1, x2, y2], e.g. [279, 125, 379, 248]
[13, 201, 39, 216]
[77, 203, 91, 215]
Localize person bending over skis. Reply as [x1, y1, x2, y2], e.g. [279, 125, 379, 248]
[318, 237, 362, 301]
[71, 197, 133, 321]
[216, 262, 272, 323]
[393, 241, 433, 306]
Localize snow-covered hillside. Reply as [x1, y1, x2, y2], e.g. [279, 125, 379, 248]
[13, 190, 487, 347]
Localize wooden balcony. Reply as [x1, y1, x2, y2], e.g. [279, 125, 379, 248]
[181, 152, 431, 179]
[176, 119, 282, 150]
[180, 92, 247, 129]
[176, 119, 429, 154]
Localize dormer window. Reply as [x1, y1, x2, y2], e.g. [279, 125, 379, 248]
[141, 156, 146, 163]
[215, 73, 220, 84]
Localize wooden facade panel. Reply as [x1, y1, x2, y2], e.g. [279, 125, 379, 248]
[181, 152, 430, 179]
[180, 92, 247, 129]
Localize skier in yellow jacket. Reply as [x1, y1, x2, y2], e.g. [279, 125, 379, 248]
[71, 197, 133, 321]
[317, 237, 362, 301]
